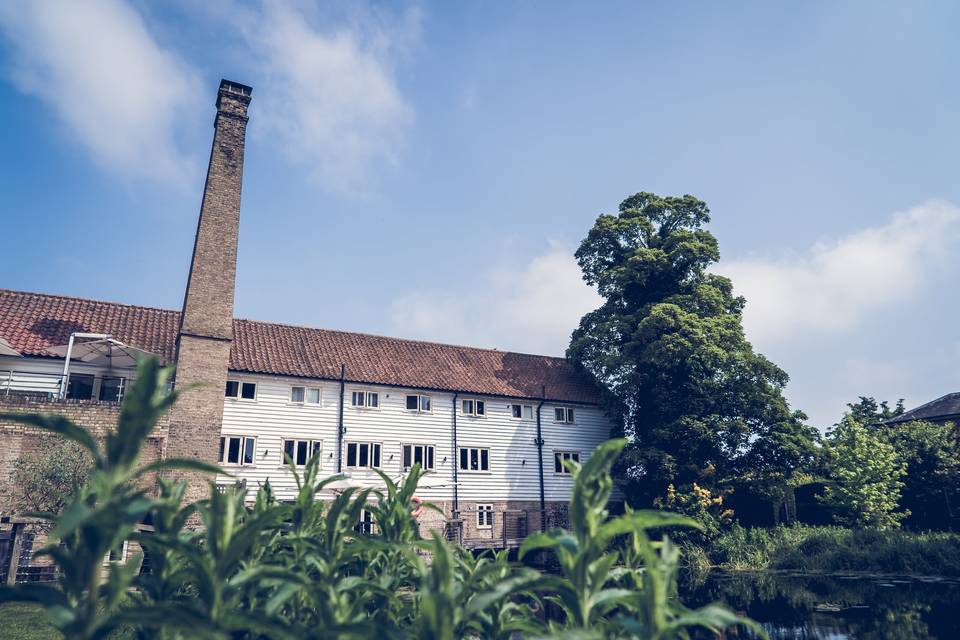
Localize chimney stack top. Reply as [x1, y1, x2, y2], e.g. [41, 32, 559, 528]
[219, 79, 252, 97]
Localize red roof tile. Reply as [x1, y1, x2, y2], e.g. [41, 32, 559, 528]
[0, 289, 600, 404]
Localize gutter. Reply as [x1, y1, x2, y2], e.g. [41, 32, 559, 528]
[535, 385, 546, 531]
[452, 393, 459, 513]
[337, 363, 345, 473]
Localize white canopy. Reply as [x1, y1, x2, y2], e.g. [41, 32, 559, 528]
[0, 337, 19, 357]
[47, 337, 156, 369]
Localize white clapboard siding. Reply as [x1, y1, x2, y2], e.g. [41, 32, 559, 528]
[219, 372, 616, 504]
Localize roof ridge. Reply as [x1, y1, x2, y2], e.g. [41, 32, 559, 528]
[235, 317, 570, 362]
[0, 288, 178, 316]
[900, 391, 960, 417]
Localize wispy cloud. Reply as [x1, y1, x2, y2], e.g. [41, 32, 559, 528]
[0, 0, 201, 185]
[390, 243, 602, 356]
[238, 1, 417, 194]
[716, 200, 960, 345]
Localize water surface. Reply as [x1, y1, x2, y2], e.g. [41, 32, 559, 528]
[681, 571, 960, 639]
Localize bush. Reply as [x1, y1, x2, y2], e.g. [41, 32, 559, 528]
[0, 358, 761, 640]
[709, 524, 960, 577]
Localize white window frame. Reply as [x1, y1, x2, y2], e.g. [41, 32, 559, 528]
[358, 509, 377, 535]
[510, 403, 534, 420]
[402, 443, 436, 471]
[461, 398, 486, 417]
[220, 435, 257, 466]
[345, 441, 383, 469]
[225, 379, 257, 401]
[104, 540, 129, 565]
[350, 390, 380, 410]
[554, 407, 575, 424]
[290, 385, 321, 405]
[554, 450, 581, 475]
[477, 504, 493, 529]
[406, 393, 432, 413]
[458, 446, 490, 473]
[282, 438, 322, 467]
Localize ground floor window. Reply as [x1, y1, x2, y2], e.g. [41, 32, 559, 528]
[402, 443, 435, 471]
[346, 441, 382, 468]
[220, 435, 256, 466]
[459, 447, 489, 472]
[554, 450, 581, 474]
[357, 509, 376, 535]
[477, 504, 493, 529]
[283, 439, 322, 466]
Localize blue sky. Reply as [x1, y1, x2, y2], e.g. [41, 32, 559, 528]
[1, 1, 959, 428]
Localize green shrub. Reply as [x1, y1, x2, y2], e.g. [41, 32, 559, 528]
[0, 358, 761, 639]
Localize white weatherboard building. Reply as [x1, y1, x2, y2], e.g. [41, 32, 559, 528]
[0, 79, 615, 548]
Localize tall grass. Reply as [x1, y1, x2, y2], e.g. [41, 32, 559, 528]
[709, 524, 960, 576]
[0, 358, 762, 640]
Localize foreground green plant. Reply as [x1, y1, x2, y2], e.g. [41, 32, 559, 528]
[0, 357, 760, 639]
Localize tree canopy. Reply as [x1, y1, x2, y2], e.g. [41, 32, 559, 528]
[568, 192, 818, 505]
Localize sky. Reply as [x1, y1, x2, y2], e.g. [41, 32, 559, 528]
[1, 0, 959, 429]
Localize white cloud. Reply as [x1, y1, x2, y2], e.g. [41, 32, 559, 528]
[0, 0, 201, 184]
[716, 200, 960, 345]
[240, 1, 416, 194]
[391, 243, 602, 356]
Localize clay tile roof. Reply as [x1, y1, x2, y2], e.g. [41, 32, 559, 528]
[0, 289, 601, 404]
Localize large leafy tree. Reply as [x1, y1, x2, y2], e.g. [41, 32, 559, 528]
[568, 192, 818, 505]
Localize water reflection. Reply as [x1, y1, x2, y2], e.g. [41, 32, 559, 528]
[681, 571, 960, 639]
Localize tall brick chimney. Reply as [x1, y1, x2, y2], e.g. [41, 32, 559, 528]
[165, 79, 252, 503]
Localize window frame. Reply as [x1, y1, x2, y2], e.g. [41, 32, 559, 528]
[553, 450, 581, 475]
[98, 376, 126, 402]
[510, 403, 534, 420]
[282, 438, 322, 467]
[225, 379, 257, 401]
[104, 540, 129, 565]
[476, 504, 494, 529]
[401, 443, 436, 471]
[554, 406, 575, 424]
[219, 435, 257, 467]
[350, 389, 380, 410]
[290, 385, 321, 405]
[345, 441, 384, 469]
[458, 446, 490, 473]
[461, 398, 486, 417]
[405, 393, 432, 413]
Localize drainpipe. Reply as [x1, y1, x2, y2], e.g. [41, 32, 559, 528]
[452, 393, 459, 513]
[337, 364, 345, 473]
[535, 385, 547, 531]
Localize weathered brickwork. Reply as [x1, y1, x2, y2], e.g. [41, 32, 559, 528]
[0, 396, 167, 513]
[165, 80, 252, 505]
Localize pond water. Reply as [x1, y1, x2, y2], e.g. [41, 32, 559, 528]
[681, 571, 960, 639]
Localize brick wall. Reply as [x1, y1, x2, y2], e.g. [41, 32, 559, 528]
[0, 396, 166, 514]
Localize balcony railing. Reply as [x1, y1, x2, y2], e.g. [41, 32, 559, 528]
[442, 507, 570, 550]
[0, 370, 129, 402]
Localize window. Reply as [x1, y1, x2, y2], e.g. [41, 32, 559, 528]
[66, 374, 95, 400]
[477, 504, 493, 529]
[346, 441, 382, 468]
[459, 447, 490, 472]
[351, 390, 379, 408]
[461, 399, 485, 417]
[554, 450, 581, 474]
[357, 509, 376, 535]
[219, 435, 256, 466]
[104, 540, 129, 565]
[402, 444, 435, 471]
[283, 439, 322, 466]
[406, 394, 431, 412]
[290, 386, 320, 404]
[225, 380, 257, 400]
[99, 376, 125, 402]
[510, 404, 534, 420]
[554, 407, 575, 423]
